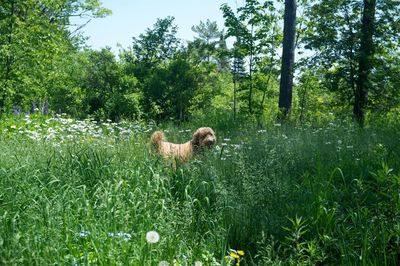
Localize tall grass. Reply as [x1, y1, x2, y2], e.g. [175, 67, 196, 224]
[0, 114, 399, 265]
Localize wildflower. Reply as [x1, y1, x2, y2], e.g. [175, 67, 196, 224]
[108, 232, 132, 241]
[158, 261, 169, 266]
[79, 231, 90, 237]
[194, 261, 202, 266]
[225, 249, 245, 265]
[224, 255, 235, 263]
[229, 252, 240, 259]
[233, 144, 242, 150]
[146, 231, 160, 243]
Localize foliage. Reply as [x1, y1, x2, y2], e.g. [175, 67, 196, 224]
[190, 19, 224, 64]
[301, 0, 400, 119]
[0, 0, 111, 112]
[1, 115, 400, 265]
[1, 0, 400, 264]
[221, 0, 281, 115]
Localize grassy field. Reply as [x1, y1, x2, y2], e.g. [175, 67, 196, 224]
[0, 114, 399, 265]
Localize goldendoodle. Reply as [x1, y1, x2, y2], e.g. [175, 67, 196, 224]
[150, 127, 216, 161]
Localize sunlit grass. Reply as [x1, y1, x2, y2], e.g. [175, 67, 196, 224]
[0, 114, 399, 265]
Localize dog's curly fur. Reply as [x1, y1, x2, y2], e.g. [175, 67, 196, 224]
[150, 127, 216, 161]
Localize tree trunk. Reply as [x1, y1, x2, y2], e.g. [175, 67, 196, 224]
[354, 0, 376, 126]
[248, 23, 254, 114]
[278, 0, 296, 118]
[233, 78, 237, 119]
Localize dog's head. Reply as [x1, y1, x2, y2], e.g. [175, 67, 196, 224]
[192, 127, 216, 149]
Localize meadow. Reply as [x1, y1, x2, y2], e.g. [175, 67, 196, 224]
[0, 114, 399, 265]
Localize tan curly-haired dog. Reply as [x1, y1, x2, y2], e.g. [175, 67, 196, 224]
[150, 127, 216, 161]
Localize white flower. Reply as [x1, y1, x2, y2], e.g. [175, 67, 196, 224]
[146, 231, 160, 243]
[158, 261, 169, 266]
[108, 232, 132, 241]
[194, 261, 202, 266]
[79, 230, 90, 237]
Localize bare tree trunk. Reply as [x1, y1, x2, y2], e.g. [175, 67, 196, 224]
[354, 0, 376, 126]
[233, 78, 237, 119]
[248, 23, 254, 114]
[278, 0, 296, 118]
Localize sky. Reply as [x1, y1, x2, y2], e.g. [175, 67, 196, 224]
[75, 0, 243, 52]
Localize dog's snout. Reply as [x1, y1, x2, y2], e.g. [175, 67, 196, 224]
[204, 136, 215, 146]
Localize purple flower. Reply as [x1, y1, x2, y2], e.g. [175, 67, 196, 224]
[44, 98, 49, 115]
[31, 99, 36, 113]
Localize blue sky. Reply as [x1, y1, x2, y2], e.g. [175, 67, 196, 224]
[76, 0, 242, 52]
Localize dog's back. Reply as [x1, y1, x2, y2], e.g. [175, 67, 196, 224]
[150, 130, 193, 161]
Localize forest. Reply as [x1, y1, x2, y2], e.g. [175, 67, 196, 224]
[1, 0, 399, 124]
[0, 0, 400, 265]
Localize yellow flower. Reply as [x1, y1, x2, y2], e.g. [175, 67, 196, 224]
[229, 252, 240, 259]
[237, 250, 245, 256]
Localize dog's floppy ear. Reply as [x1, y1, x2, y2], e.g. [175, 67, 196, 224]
[192, 128, 202, 147]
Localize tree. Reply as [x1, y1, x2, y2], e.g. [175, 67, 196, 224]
[131, 16, 179, 67]
[231, 40, 247, 119]
[166, 52, 200, 121]
[221, 0, 280, 114]
[126, 17, 203, 121]
[354, 0, 376, 125]
[191, 19, 221, 62]
[0, 0, 111, 113]
[302, 0, 400, 120]
[278, 0, 297, 118]
[81, 48, 120, 118]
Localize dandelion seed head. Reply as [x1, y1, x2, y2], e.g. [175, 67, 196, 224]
[146, 231, 160, 243]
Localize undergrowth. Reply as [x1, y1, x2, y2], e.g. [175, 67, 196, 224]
[0, 114, 399, 265]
